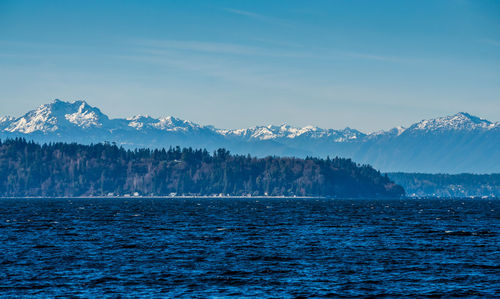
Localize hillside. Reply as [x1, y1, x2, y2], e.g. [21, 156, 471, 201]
[0, 139, 404, 198]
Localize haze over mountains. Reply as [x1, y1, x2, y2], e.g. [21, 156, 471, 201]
[1, 99, 498, 173]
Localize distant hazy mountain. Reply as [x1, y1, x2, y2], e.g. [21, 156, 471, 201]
[1, 99, 498, 173]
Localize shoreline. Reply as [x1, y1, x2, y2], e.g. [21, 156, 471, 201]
[0, 195, 328, 200]
[0, 196, 496, 200]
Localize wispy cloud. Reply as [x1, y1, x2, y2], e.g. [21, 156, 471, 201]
[133, 39, 316, 60]
[223, 8, 294, 28]
[136, 39, 267, 56]
[343, 52, 416, 63]
[118, 50, 301, 93]
[224, 8, 264, 19]
[133, 38, 416, 64]
[120, 41, 418, 103]
[251, 38, 304, 49]
[0, 37, 416, 65]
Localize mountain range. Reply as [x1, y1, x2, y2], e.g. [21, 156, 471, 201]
[1, 99, 498, 173]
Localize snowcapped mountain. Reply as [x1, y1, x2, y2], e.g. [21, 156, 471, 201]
[3, 100, 109, 133]
[0, 99, 498, 173]
[127, 115, 204, 132]
[0, 100, 214, 137]
[405, 112, 495, 132]
[217, 124, 364, 141]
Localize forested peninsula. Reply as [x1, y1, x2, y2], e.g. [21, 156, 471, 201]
[0, 139, 404, 198]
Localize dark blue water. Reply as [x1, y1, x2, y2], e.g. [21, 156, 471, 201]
[0, 198, 499, 297]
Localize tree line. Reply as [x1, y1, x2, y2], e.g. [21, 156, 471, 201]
[388, 172, 499, 198]
[0, 138, 404, 197]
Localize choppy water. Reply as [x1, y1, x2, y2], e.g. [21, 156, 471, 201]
[0, 198, 499, 297]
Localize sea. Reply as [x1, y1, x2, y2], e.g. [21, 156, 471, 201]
[0, 197, 499, 297]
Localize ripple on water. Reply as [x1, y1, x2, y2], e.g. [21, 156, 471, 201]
[0, 197, 498, 297]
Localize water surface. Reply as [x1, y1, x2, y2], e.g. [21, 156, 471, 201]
[0, 198, 499, 297]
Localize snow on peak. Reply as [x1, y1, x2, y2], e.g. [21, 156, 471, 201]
[370, 126, 407, 137]
[5, 102, 59, 133]
[127, 114, 153, 121]
[0, 116, 14, 124]
[127, 115, 158, 129]
[3, 99, 107, 133]
[411, 112, 493, 131]
[217, 124, 365, 141]
[395, 126, 406, 135]
[126, 115, 201, 131]
[0, 116, 15, 131]
[154, 116, 201, 131]
[64, 101, 103, 128]
[1, 100, 496, 144]
[252, 125, 281, 140]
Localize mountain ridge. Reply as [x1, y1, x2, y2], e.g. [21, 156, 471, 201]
[3, 99, 497, 136]
[1, 99, 498, 173]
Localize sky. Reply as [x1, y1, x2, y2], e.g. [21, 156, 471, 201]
[0, 0, 499, 132]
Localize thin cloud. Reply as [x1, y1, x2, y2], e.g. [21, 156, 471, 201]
[134, 39, 416, 64]
[133, 39, 314, 59]
[343, 52, 416, 63]
[119, 46, 418, 105]
[118, 50, 305, 94]
[136, 39, 265, 56]
[1, 38, 416, 65]
[224, 8, 264, 19]
[223, 8, 294, 28]
[251, 38, 304, 49]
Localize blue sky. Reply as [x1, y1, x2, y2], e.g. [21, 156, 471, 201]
[0, 0, 499, 132]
